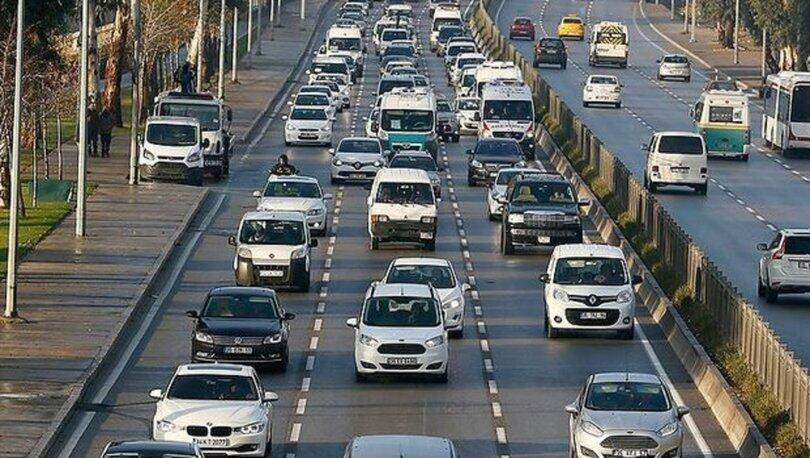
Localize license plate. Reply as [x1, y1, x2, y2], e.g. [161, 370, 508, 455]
[537, 236, 551, 244]
[798, 261, 809, 269]
[613, 450, 648, 457]
[387, 357, 417, 365]
[300, 134, 318, 139]
[204, 160, 221, 166]
[670, 167, 688, 174]
[420, 232, 433, 239]
[224, 346, 253, 354]
[350, 173, 366, 178]
[581, 311, 607, 320]
[193, 438, 229, 447]
[259, 270, 284, 277]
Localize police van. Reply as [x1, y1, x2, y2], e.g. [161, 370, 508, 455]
[479, 81, 536, 158]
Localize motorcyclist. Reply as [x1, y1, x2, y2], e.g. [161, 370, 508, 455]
[270, 154, 298, 175]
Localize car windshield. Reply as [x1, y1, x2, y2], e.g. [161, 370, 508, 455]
[311, 62, 348, 75]
[563, 18, 581, 24]
[301, 87, 331, 96]
[389, 155, 438, 172]
[586, 381, 670, 412]
[146, 124, 197, 146]
[203, 294, 278, 319]
[376, 182, 434, 205]
[386, 265, 455, 288]
[590, 76, 617, 85]
[475, 140, 521, 156]
[339, 139, 380, 153]
[382, 30, 408, 41]
[239, 220, 305, 245]
[385, 46, 415, 57]
[509, 181, 576, 205]
[482, 100, 533, 121]
[554, 257, 627, 285]
[458, 98, 479, 110]
[263, 181, 321, 198]
[514, 18, 531, 25]
[457, 57, 484, 69]
[496, 170, 540, 185]
[391, 67, 418, 75]
[435, 21, 463, 34]
[663, 55, 688, 64]
[363, 296, 441, 327]
[792, 86, 810, 123]
[103, 452, 196, 458]
[437, 101, 452, 113]
[159, 102, 220, 131]
[708, 106, 744, 123]
[657, 136, 704, 155]
[379, 79, 415, 95]
[540, 39, 564, 48]
[382, 109, 434, 132]
[167, 374, 258, 401]
[707, 80, 737, 91]
[295, 94, 329, 106]
[447, 45, 475, 57]
[290, 108, 327, 120]
[329, 37, 362, 51]
[785, 236, 810, 255]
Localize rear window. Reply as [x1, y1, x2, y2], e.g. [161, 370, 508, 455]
[563, 18, 582, 24]
[785, 236, 810, 255]
[514, 18, 532, 25]
[708, 106, 744, 123]
[657, 135, 704, 155]
[663, 55, 688, 64]
[540, 39, 564, 48]
[589, 76, 617, 85]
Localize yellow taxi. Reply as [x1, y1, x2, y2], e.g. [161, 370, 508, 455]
[557, 15, 585, 40]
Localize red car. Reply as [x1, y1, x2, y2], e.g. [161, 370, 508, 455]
[509, 17, 536, 40]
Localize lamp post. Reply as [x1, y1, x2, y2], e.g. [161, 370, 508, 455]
[733, 0, 740, 64]
[218, 0, 226, 97]
[690, 0, 696, 42]
[76, 0, 90, 237]
[129, 0, 140, 185]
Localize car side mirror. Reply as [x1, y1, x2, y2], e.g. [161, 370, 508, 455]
[323, 193, 333, 200]
[228, 235, 237, 246]
[465, 149, 473, 155]
[641, 143, 649, 151]
[305, 69, 311, 75]
[252, 190, 262, 198]
[202, 138, 210, 148]
[462, 283, 471, 292]
[656, 59, 661, 63]
[226, 107, 233, 121]
[185, 310, 199, 318]
[284, 312, 296, 320]
[329, 148, 336, 155]
[264, 391, 279, 403]
[539, 273, 550, 283]
[346, 317, 359, 328]
[632, 274, 643, 285]
[149, 389, 163, 400]
[564, 403, 578, 416]
[309, 239, 319, 247]
[676, 406, 691, 419]
[578, 198, 590, 207]
[282, 115, 289, 121]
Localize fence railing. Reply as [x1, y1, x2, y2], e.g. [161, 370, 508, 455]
[470, 0, 810, 448]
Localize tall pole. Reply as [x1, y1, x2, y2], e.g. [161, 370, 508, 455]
[670, 0, 675, 20]
[247, 0, 253, 68]
[76, 0, 89, 237]
[129, 0, 141, 185]
[690, 0, 696, 42]
[682, 0, 688, 33]
[218, 0, 226, 97]
[232, 7, 239, 83]
[300, 0, 305, 21]
[5, 0, 25, 318]
[196, 0, 207, 92]
[761, 28, 767, 78]
[733, 0, 740, 64]
[270, 0, 275, 39]
[256, 0, 263, 55]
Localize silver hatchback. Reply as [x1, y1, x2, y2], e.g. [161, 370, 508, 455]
[330, 137, 385, 184]
[344, 435, 457, 458]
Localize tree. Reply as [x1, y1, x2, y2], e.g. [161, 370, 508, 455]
[747, 0, 810, 71]
[102, 0, 130, 125]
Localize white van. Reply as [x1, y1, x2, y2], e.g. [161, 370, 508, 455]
[139, 116, 207, 186]
[474, 61, 523, 98]
[479, 81, 535, 158]
[367, 168, 439, 251]
[325, 26, 365, 70]
[430, 7, 463, 50]
[643, 131, 708, 195]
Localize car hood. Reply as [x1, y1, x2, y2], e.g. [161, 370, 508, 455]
[198, 317, 281, 337]
[143, 143, 198, 158]
[437, 287, 461, 305]
[256, 197, 323, 213]
[335, 152, 383, 164]
[509, 203, 577, 215]
[551, 284, 629, 296]
[241, 243, 304, 263]
[156, 400, 263, 427]
[474, 154, 524, 165]
[583, 409, 675, 434]
[288, 119, 330, 129]
[361, 325, 444, 342]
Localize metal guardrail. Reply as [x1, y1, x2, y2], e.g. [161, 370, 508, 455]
[469, 0, 810, 448]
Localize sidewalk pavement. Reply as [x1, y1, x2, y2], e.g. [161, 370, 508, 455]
[639, 1, 764, 90]
[0, 0, 328, 455]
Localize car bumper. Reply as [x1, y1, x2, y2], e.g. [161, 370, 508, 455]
[442, 305, 464, 330]
[707, 144, 753, 158]
[355, 344, 448, 374]
[510, 29, 535, 38]
[508, 225, 583, 245]
[583, 93, 621, 103]
[660, 68, 690, 78]
[285, 130, 332, 144]
[547, 301, 634, 330]
[139, 163, 202, 183]
[192, 341, 287, 364]
[535, 53, 567, 64]
[235, 257, 306, 287]
[768, 270, 810, 293]
[649, 172, 707, 186]
[370, 221, 437, 243]
[591, 55, 628, 64]
[153, 429, 267, 457]
[331, 165, 381, 181]
[575, 429, 682, 458]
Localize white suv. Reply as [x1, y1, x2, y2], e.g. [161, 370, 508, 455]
[758, 229, 810, 303]
[346, 283, 449, 382]
[540, 244, 642, 339]
[380, 257, 470, 338]
[150, 363, 278, 457]
[253, 175, 332, 237]
[367, 168, 439, 251]
[582, 75, 622, 108]
[229, 211, 318, 291]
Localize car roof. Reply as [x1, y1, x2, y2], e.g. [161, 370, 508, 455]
[340, 137, 380, 144]
[242, 210, 307, 222]
[371, 283, 435, 298]
[591, 372, 662, 384]
[374, 167, 431, 183]
[655, 131, 702, 138]
[781, 229, 810, 236]
[512, 173, 567, 184]
[103, 440, 199, 454]
[391, 257, 451, 267]
[209, 286, 277, 298]
[145, 116, 200, 126]
[175, 363, 253, 376]
[497, 167, 545, 175]
[391, 151, 434, 159]
[553, 243, 625, 259]
[266, 174, 319, 184]
[348, 435, 454, 457]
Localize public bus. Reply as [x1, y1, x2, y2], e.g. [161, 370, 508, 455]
[763, 71, 810, 153]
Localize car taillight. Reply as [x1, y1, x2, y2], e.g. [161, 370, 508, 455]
[773, 239, 785, 260]
[700, 167, 707, 174]
[613, 87, 621, 93]
[788, 127, 797, 140]
[651, 165, 659, 172]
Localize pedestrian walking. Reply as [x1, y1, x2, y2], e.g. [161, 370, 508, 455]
[87, 106, 100, 157]
[175, 62, 195, 93]
[99, 108, 114, 158]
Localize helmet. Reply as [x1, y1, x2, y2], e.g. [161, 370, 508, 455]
[278, 154, 289, 165]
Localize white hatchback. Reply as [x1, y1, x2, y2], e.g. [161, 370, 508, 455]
[283, 107, 333, 147]
[253, 175, 332, 236]
[582, 74, 622, 108]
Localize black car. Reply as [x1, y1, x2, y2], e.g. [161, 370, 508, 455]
[499, 173, 589, 254]
[534, 38, 567, 69]
[466, 138, 525, 186]
[187, 287, 295, 371]
[101, 440, 203, 457]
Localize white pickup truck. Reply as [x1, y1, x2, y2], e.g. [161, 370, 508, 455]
[588, 21, 628, 68]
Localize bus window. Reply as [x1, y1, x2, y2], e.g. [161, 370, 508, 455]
[792, 86, 810, 123]
[778, 89, 791, 122]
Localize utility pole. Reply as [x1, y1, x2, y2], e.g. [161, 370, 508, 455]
[733, 0, 740, 64]
[247, 0, 253, 68]
[270, 0, 275, 39]
[76, 0, 90, 237]
[5, 0, 25, 318]
[300, 0, 305, 22]
[761, 28, 767, 78]
[129, 0, 141, 185]
[196, 0, 208, 92]
[256, 0, 263, 55]
[218, 0, 226, 97]
[232, 6, 239, 83]
[670, 0, 675, 20]
[682, 0, 688, 33]
[690, 0, 696, 42]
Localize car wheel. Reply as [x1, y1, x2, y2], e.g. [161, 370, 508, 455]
[330, 175, 341, 185]
[501, 226, 515, 255]
[657, 73, 663, 80]
[453, 134, 460, 143]
[685, 76, 691, 83]
[757, 274, 766, 297]
[370, 237, 379, 250]
[696, 183, 708, 195]
[436, 367, 449, 383]
[276, 348, 289, 373]
[615, 102, 622, 109]
[618, 326, 635, 340]
[487, 204, 496, 221]
[449, 328, 463, 339]
[467, 173, 476, 187]
[533, 60, 540, 68]
[284, 140, 291, 146]
[561, 63, 567, 69]
[546, 321, 559, 339]
[583, 101, 589, 107]
[741, 154, 749, 162]
[765, 284, 779, 303]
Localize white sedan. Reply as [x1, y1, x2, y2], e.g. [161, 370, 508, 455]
[151, 363, 278, 457]
[582, 74, 622, 108]
[253, 175, 332, 236]
[283, 107, 333, 147]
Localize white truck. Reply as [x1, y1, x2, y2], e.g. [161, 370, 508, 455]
[588, 21, 628, 68]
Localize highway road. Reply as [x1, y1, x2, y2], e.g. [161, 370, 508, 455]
[490, 0, 810, 365]
[54, 2, 736, 456]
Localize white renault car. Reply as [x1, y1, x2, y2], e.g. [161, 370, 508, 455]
[283, 107, 333, 147]
[229, 210, 318, 291]
[582, 75, 622, 108]
[253, 175, 332, 236]
[150, 363, 279, 457]
[330, 137, 386, 184]
[540, 244, 641, 339]
[347, 283, 449, 382]
[380, 257, 470, 338]
[486, 166, 546, 220]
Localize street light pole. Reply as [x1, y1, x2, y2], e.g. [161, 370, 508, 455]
[761, 28, 767, 78]
[196, 0, 208, 92]
[690, 0, 696, 42]
[670, 0, 675, 20]
[247, 0, 253, 68]
[76, 0, 90, 237]
[129, 0, 140, 185]
[300, 0, 305, 21]
[5, 0, 25, 318]
[232, 6, 239, 83]
[683, 0, 688, 33]
[217, 0, 226, 97]
[733, 0, 740, 64]
[256, 0, 263, 55]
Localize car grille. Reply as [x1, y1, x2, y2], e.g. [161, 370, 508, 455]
[601, 435, 658, 450]
[565, 308, 621, 326]
[523, 213, 575, 228]
[212, 335, 265, 346]
[210, 426, 233, 437]
[493, 131, 525, 141]
[377, 343, 426, 355]
[568, 294, 618, 307]
[185, 425, 234, 437]
[186, 426, 208, 437]
[380, 363, 422, 370]
[299, 128, 319, 132]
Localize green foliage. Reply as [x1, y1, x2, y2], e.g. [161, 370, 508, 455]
[745, 0, 809, 70]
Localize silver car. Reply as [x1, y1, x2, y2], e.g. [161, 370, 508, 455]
[330, 137, 385, 184]
[344, 435, 457, 458]
[436, 98, 459, 142]
[567, 372, 690, 458]
[656, 54, 691, 82]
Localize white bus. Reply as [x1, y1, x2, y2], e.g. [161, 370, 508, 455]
[763, 71, 810, 153]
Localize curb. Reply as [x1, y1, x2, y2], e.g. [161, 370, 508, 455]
[30, 186, 211, 457]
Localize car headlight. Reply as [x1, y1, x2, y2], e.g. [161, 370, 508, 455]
[142, 149, 155, 161]
[194, 331, 213, 343]
[291, 246, 307, 259]
[563, 215, 580, 224]
[371, 215, 389, 223]
[263, 333, 282, 344]
[617, 289, 634, 303]
[507, 213, 524, 224]
[425, 335, 445, 348]
[552, 288, 569, 302]
[286, 122, 296, 131]
[581, 420, 604, 437]
[359, 333, 379, 347]
[156, 419, 177, 433]
[308, 208, 325, 216]
[444, 299, 461, 309]
[470, 159, 482, 168]
[321, 124, 332, 132]
[372, 160, 382, 167]
[421, 216, 436, 224]
[657, 421, 679, 437]
[187, 151, 201, 162]
[238, 247, 252, 258]
[334, 159, 344, 166]
[527, 130, 534, 138]
[236, 421, 266, 435]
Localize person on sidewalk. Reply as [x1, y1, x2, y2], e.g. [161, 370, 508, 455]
[175, 62, 195, 93]
[87, 106, 100, 157]
[99, 108, 114, 158]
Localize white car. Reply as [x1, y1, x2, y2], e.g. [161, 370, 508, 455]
[139, 116, 206, 186]
[230, 210, 318, 291]
[381, 257, 470, 338]
[330, 137, 385, 184]
[540, 244, 642, 339]
[757, 229, 810, 303]
[643, 131, 708, 195]
[367, 168, 439, 251]
[288, 92, 335, 119]
[313, 72, 350, 95]
[253, 175, 332, 236]
[346, 283, 449, 382]
[657, 54, 691, 82]
[454, 96, 480, 134]
[150, 363, 278, 457]
[486, 167, 545, 220]
[298, 84, 342, 112]
[283, 107, 333, 147]
[582, 75, 622, 108]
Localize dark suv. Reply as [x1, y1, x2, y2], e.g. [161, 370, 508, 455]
[534, 38, 567, 69]
[499, 174, 590, 254]
[466, 138, 525, 186]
